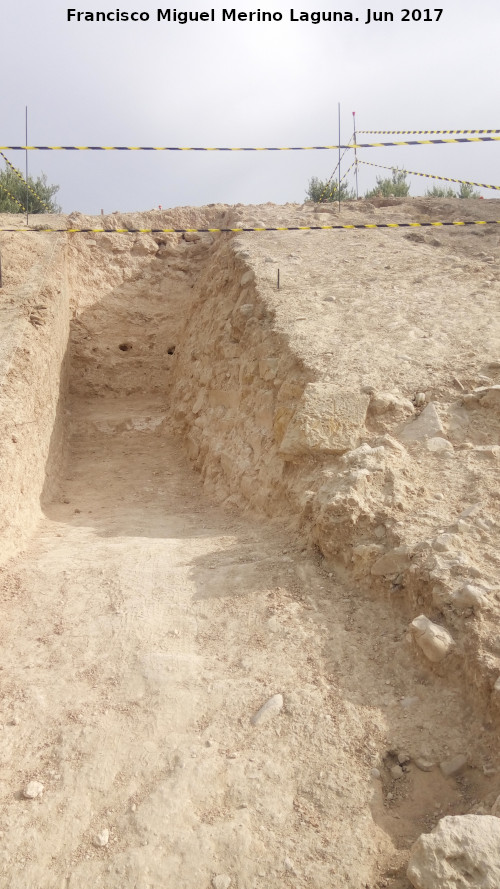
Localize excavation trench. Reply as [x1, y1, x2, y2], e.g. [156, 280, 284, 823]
[0, 207, 499, 889]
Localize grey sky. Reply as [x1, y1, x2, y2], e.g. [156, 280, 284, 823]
[2, 1, 500, 213]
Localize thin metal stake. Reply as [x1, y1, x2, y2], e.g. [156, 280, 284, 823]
[353, 111, 359, 200]
[25, 106, 29, 226]
[338, 102, 341, 212]
[277, 268, 280, 291]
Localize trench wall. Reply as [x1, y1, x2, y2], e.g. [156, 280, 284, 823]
[0, 236, 70, 565]
[169, 237, 316, 517]
[170, 235, 500, 731]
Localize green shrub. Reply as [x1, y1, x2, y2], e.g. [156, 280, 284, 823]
[0, 167, 61, 213]
[425, 182, 481, 198]
[306, 175, 355, 203]
[365, 168, 410, 198]
[425, 184, 457, 198]
[457, 182, 481, 199]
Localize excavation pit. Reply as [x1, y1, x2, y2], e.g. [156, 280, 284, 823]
[0, 200, 499, 889]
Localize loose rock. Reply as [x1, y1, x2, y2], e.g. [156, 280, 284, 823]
[414, 758, 436, 772]
[368, 391, 415, 418]
[94, 829, 110, 847]
[250, 693, 284, 726]
[432, 533, 459, 552]
[212, 875, 231, 889]
[371, 546, 411, 577]
[425, 437, 453, 453]
[407, 815, 500, 889]
[23, 781, 44, 799]
[410, 615, 455, 663]
[399, 402, 444, 442]
[452, 583, 487, 611]
[439, 754, 468, 778]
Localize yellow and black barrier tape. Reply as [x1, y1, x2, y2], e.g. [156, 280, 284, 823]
[3, 135, 500, 151]
[317, 137, 355, 203]
[0, 181, 26, 211]
[359, 159, 500, 192]
[1, 152, 52, 211]
[322, 162, 356, 202]
[1, 221, 500, 234]
[340, 161, 355, 183]
[359, 129, 500, 135]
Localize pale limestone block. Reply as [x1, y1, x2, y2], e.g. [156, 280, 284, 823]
[399, 402, 445, 442]
[279, 383, 369, 459]
[371, 546, 411, 577]
[410, 615, 454, 663]
[407, 815, 500, 889]
[208, 389, 240, 410]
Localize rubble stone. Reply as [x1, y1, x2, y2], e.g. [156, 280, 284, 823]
[410, 615, 455, 663]
[407, 815, 500, 888]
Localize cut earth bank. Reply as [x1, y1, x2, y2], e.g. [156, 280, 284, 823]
[0, 198, 499, 889]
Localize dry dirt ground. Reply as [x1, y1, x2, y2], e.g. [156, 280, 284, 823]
[0, 199, 499, 889]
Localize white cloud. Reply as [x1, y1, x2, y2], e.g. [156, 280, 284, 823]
[2, 0, 500, 211]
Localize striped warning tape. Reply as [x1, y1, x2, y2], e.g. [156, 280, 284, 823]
[359, 159, 500, 192]
[317, 136, 354, 203]
[340, 161, 355, 184]
[2, 135, 500, 150]
[0, 181, 26, 212]
[1, 221, 499, 234]
[0, 152, 52, 211]
[359, 129, 500, 135]
[322, 161, 356, 203]
[0, 144, 356, 151]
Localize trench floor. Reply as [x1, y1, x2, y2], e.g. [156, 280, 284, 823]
[0, 395, 486, 889]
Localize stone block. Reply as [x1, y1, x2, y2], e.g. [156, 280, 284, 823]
[399, 403, 445, 442]
[208, 389, 240, 410]
[371, 546, 411, 577]
[410, 614, 454, 663]
[279, 383, 369, 460]
[407, 815, 500, 889]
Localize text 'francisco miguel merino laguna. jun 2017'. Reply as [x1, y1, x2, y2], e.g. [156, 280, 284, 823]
[66, 8, 445, 24]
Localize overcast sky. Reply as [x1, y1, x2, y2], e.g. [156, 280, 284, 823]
[2, 0, 500, 213]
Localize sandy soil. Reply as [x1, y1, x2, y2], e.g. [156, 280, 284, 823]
[0, 199, 499, 889]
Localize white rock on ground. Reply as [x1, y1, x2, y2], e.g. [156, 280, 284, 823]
[399, 402, 445, 442]
[426, 436, 453, 453]
[250, 693, 284, 726]
[407, 815, 500, 889]
[410, 615, 455, 663]
[23, 781, 44, 799]
[212, 875, 231, 889]
[452, 584, 488, 610]
[94, 829, 110, 847]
